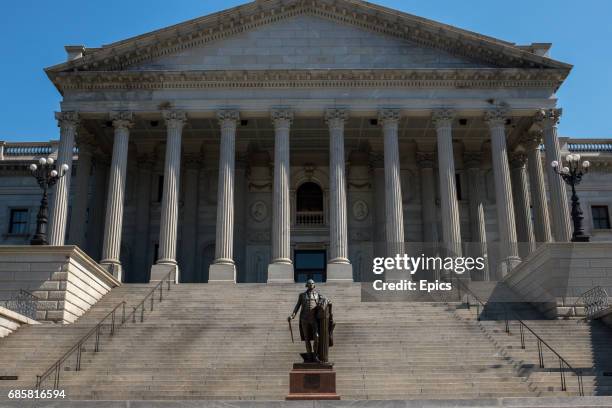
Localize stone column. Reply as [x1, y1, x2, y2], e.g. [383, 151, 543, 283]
[100, 112, 133, 281]
[67, 136, 94, 248]
[523, 131, 553, 243]
[485, 108, 521, 275]
[48, 111, 79, 246]
[268, 109, 294, 282]
[509, 151, 536, 258]
[536, 108, 572, 242]
[180, 155, 201, 283]
[209, 110, 239, 283]
[151, 111, 186, 283]
[325, 108, 352, 281]
[432, 109, 462, 258]
[464, 152, 490, 281]
[378, 109, 405, 258]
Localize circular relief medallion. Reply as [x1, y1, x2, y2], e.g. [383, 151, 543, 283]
[250, 200, 268, 222]
[352, 200, 369, 221]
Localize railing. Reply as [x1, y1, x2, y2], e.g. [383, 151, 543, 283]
[2, 289, 39, 320]
[580, 286, 609, 319]
[296, 211, 324, 225]
[449, 276, 584, 396]
[35, 271, 173, 390]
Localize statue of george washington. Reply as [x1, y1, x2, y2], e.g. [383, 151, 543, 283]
[289, 279, 335, 363]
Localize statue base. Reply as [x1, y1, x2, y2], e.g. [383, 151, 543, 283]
[286, 362, 340, 400]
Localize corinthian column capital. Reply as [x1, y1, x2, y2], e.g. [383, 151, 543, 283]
[325, 108, 348, 128]
[517, 130, 543, 151]
[271, 108, 293, 128]
[534, 108, 562, 128]
[55, 111, 80, 128]
[110, 111, 134, 130]
[378, 108, 400, 126]
[216, 109, 240, 127]
[431, 109, 455, 128]
[162, 110, 187, 130]
[509, 151, 528, 169]
[484, 107, 509, 128]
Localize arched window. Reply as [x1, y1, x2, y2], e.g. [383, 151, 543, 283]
[297, 182, 323, 212]
[296, 182, 324, 225]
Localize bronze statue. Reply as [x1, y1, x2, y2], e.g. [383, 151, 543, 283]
[289, 279, 334, 363]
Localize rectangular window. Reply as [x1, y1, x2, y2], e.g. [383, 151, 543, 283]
[455, 173, 463, 201]
[9, 209, 29, 234]
[592, 206, 611, 229]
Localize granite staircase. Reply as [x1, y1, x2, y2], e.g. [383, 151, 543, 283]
[453, 281, 612, 397]
[0, 282, 610, 401]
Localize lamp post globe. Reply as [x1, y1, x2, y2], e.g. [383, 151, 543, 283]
[551, 155, 591, 243]
[28, 157, 67, 245]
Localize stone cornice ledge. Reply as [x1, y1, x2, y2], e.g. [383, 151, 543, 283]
[0, 245, 121, 287]
[50, 68, 568, 92]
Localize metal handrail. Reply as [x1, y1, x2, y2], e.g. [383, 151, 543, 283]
[35, 301, 126, 390]
[35, 271, 173, 390]
[124, 272, 172, 324]
[450, 276, 584, 396]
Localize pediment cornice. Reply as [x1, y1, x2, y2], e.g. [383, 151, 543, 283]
[45, 0, 571, 86]
[51, 68, 567, 91]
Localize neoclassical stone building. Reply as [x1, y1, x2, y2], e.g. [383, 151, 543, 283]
[1, 0, 612, 284]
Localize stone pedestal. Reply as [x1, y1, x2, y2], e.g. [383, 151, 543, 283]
[326, 263, 353, 282]
[208, 263, 236, 283]
[286, 363, 340, 400]
[267, 263, 294, 283]
[150, 263, 178, 283]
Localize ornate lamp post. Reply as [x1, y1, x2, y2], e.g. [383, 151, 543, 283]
[551, 154, 591, 242]
[29, 157, 69, 245]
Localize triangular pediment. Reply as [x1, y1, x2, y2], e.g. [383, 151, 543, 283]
[46, 0, 572, 91]
[125, 14, 491, 71]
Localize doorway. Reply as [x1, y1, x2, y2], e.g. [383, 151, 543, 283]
[294, 250, 327, 283]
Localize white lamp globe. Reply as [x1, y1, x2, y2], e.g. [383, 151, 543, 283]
[50, 170, 58, 178]
[574, 154, 581, 162]
[583, 161, 591, 168]
[562, 166, 570, 174]
[61, 164, 70, 172]
[551, 160, 559, 168]
[38, 157, 47, 165]
[29, 164, 37, 172]
[46, 157, 54, 165]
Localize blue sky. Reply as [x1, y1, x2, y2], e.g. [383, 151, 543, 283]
[1, 0, 611, 142]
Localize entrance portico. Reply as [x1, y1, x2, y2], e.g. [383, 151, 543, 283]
[42, 0, 573, 284]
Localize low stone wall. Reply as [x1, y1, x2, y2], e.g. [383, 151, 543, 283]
[0, 246, 120, 323]
[503, 243, 612, 318]
[0, 305, 39, 337]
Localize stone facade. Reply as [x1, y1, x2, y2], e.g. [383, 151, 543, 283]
[0, 0, 611, 284]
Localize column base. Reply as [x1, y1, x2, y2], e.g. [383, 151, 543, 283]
[267, 263, 294, 283]
[100, 260, 122, 282]
[150, 263, 178, 283]
[326, 263, 353, 282]
[208, 263, 236, 283]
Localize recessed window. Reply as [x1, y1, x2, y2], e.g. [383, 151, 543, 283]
[592, 206, 611, 229]
[9, 209, 28, 234]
